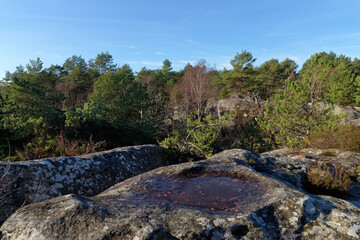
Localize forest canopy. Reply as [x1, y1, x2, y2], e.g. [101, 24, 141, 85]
[1, 51, 360, 161]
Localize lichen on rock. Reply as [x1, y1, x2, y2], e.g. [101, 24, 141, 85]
[1, 148, 359, 239]
[0, 145, 172, 226]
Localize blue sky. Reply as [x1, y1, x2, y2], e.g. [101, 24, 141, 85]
[1, 0, 360, 78]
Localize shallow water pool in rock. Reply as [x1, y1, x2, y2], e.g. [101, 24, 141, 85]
[133, 169, 268, 212]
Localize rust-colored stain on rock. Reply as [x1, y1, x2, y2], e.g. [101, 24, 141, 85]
[134, 169, 265, 212]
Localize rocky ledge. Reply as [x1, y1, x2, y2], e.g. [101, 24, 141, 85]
[1, 149, 359, 240]
[0, 145, 172, 226]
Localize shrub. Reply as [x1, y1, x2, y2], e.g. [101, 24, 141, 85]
[159, 111, 234, 159]
[7, 134, 106, 161]
[232, 120, 275, 153]
[306, 162, 352, 194]
[258, 79, 342, 148]
[306, 124, 360, 152]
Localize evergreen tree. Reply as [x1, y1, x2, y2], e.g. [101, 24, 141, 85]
[89, 51, 117, 75]
[26, 57, 43, 74]
[63, 55, 88, 74]
[259, 79, 342, 148]
[220, 50, 257, 97]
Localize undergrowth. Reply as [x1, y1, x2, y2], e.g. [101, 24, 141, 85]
[6, 134, 106, 161]
[305, 162, 352, 197]
[306, 124, 360, 152]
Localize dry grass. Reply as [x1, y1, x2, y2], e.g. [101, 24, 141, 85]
[306, 124, 360, 152]
[8, 134, 106, 161]
[306, 162, 352, 193]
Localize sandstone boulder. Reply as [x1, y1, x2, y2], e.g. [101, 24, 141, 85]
[2, 149, 359, 240]
[217, 96, 264, 118]
[0, 145, 172, 226]
[264, 148, 360, 208]
[204, 97, 218, 117]
[313, 102, 360, 125]
[265, 148, 360, 181]
[333, 105, 360, 124]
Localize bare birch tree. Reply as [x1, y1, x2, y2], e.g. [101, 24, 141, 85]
[179, 60, 211, 119]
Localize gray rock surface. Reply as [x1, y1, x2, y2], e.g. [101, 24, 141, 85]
[2, 149, 359, 240]
[333, 105, 360, 124]
[0, 145, 172, 226]
[314, 102, 360, 125]
[263, 148, 360, 209]
[217, 96, 264, 118]
[264, 148, 360, 181]
[204, 97, 218, 117]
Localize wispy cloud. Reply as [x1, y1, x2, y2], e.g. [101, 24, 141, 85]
[118, 44, 137, 49]
[156, 52, 165, 55]
[184, 39, 201, 46]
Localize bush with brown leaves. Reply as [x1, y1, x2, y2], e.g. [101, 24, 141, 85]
[306, 162, 352, 193]
[306, 124, 360, 152]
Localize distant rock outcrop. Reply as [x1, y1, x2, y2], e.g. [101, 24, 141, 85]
[216, 95, 264, 118]
[2, 148, 359, 239]
[333, 105, 360, 124]
[313, 102, 360, 125]
[0, 145, 172, 226]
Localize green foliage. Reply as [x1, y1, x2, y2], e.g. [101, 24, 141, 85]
[237, 120, 274, 153]
[2, 73, 65, 129]
[2, 50, 360, 161]
[230, 50, 256, 71]
[26, 57, 43, 74]
[79, 64, 161, 148]
[260, 52, 356, 150]
[299, 52, 358, 105]
[355, 76, 360, 105]
[89, 68, 151, 124]
[0, 70, 65, 157]
[219, 52, 297, 99]
[326, 55, 357, 105]
[255, 58, 297, 99]
[63, 55, 88, 74]
[218, 86, 230, 99]
[258, 79, 342, 148]
[220, 62, 256, 96]
[162, 59, 172, 72]
[89, 51, 117, 75]
[90, 65, 134, 105]
[0, 93, 10, 159]
[159, 111, 235, 158]
[218, 51, 258, 97]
